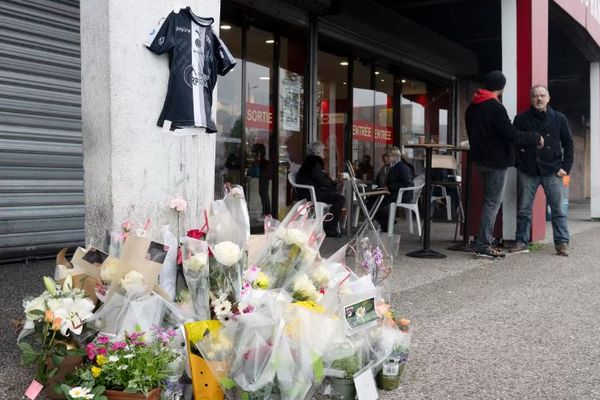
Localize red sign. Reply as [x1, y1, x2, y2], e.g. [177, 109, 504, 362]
[352, 120, 392, 144]
[245, 103, 273, 130]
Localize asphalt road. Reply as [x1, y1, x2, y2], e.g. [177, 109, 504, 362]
[2, 202, 599, 399]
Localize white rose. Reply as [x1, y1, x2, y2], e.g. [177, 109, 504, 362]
[229, 186, 245, 199]
[100, 259, 119, 283]
[302, 247, 318, 264]
[285, 228, 309, 248]
[311, 264, 330, 287]
[184, 252, 208, 272]
[212, 241, 242, 266]
[120, 271, 147, 297]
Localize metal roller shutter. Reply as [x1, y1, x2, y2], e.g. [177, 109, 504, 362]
[0, 0, 84, 262]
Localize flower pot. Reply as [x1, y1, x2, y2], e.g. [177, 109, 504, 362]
[104, 388, 161, 400]
[329, 377, 356, 399]
[376, 360, 405, 391]
[44, 354, 83, 399]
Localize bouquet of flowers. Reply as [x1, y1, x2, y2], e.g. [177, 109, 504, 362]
[354, 228, 393, 284]
[56, 327, 180, 398]
[180, 236, 211, 320]
[17, 275, 93, 384]
[250, 201, 325, 290]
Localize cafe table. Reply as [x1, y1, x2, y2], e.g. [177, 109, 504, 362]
[404, 143, 453, 259]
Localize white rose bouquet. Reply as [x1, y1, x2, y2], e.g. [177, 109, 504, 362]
[181, 236, 211, 320]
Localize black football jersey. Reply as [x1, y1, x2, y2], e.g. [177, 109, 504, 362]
[145, 7, 236, 132]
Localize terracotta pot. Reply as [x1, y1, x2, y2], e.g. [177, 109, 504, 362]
[104, 388, 162, 400]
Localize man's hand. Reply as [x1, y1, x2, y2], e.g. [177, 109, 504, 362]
[557, 169, 567, 177]
[537, 136, 544, 149]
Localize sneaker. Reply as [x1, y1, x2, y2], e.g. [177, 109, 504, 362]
[556, 243, 569, 256]
[509, 242, 529, 254]
[475, 246, 506, 259]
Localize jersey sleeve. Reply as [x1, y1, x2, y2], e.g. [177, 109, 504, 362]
[214, 33, 237, 76]
[145, 12, 175, 55]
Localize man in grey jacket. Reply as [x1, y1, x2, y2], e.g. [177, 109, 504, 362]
[510, 85, 574, 256]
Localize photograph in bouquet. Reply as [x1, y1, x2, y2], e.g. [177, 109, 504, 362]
[344, 297, 378, 330]
[81, 248, 110, 265]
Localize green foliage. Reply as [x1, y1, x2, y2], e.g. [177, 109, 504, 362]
[331, 352, 361, 379]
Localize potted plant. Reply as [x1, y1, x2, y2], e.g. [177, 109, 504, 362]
[327, 339, 363, 400]
[57, 327, 180, 399]
[17, 276, 93, 399]
[376, 318, 412, 390]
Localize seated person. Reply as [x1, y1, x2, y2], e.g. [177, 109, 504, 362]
[373, 146, 415, 232]
[356, 154, 374, 183]
[375, 151, 391, 188]
[296, 141, 345, 237]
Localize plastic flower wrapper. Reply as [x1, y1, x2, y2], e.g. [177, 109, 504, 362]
[354, 225, 393, 285]
[252, 201, 325, 290]
[323, 335, 365, 379]
[207, 198, 247, 304]
[180, 236, 211, 320]
[223, 184, 251, 241]
[159, 225, 179, 301]
[275, 302, 344, 400]
[196, 290, 290, 399]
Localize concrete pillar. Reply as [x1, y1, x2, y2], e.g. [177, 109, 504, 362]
[591, 62, 600, 219]
[80, 0, 221, 245]
[501, 0, 548, 241]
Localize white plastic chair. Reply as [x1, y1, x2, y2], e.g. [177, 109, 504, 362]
[430, 154, 464, 232]
[287, 171, 330, 218]
[387, 175, 425, 237]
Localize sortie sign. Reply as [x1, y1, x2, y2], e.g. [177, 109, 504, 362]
[245, 103, 273, 130]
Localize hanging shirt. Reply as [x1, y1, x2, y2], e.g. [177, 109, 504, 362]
[145, 7, 236, 133]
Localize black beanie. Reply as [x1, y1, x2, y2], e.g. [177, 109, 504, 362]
[484, 70, 506, 91]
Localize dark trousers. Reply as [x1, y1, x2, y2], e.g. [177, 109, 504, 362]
[474, 163, 507, 251]
[258, 178, 271, 216]
[315, 191, 345, 232]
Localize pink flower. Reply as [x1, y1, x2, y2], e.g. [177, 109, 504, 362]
[86, 343, 97, 360]
[97, 347, 107, 356]
[168, 197, 188, 213]
[126, 331, 144, 341]
[111, 341, 127, 351]
[96, 336, 110, 344]
[122, 220, 133, 232]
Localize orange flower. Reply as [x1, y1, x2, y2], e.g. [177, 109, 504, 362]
[51, 317, 63, 331]
[397, 318, 411, 330]
[44, 310, 54, 323]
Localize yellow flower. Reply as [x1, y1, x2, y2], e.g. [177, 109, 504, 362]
[253, 272, 270, 289]
[96, 354, 107, 366]
[91, 366, 102, 378]
[184, 320, 222, 346]
[294, 300, 325, 314]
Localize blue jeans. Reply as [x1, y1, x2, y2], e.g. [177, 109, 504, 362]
[474, 164, 507, 251]
[516, 171, 569, 246]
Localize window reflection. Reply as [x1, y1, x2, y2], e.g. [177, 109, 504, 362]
[353, 61, 375, 183]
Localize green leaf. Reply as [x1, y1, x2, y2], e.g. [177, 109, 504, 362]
[241, 393, 250, 400]
[48, 367, 59, 378]
[312, 353, 324, 382]
[220, 377, 236, 390]
[57, 384, 72, 396]
[51, 354, 64, 368]
[66, 348, 86, 356]
[28, 309, 45, 317]
[17, 341, 40, 365]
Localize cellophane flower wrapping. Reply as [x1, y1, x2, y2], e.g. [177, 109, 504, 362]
[354, 225, 393, 285]
[207, 195, 248, 310]
[323, 336, 365, 379]
[180, 236, 211, 320]
[251, 201, 325, 291]
[159, 225, 179, 301]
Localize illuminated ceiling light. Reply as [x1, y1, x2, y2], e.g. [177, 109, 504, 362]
[401, 79, 407, 83]
[220, 25, 232, 30]
[259, 76, 270, 80]
[342, 82, 347, 85]
[340, 61, 349, 66]
[375, 71, 380, 75]
[380, 79, 384, 82]
[265, 39, 275, 44]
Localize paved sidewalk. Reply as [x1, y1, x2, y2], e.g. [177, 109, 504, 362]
[1, 201, 598, 399]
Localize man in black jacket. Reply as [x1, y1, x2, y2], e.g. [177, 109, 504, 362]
[510, 85, 574, 256]
[465, 71, 543, 258]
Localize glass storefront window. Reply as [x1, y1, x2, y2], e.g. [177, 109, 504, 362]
[279, 35, 305, 219]
[374, 70, 394, 174]
[245, 27, 274, 227]
[215, 22, 242, 198]
[317, 51, 348, 179]
[353, 61, 375, 183]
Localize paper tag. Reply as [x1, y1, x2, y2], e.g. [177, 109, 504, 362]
[162, 119, 172, 132]
[354, 368, 378, 400]
[24, 380, 43, 399]
[382, 359, 400, 376]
